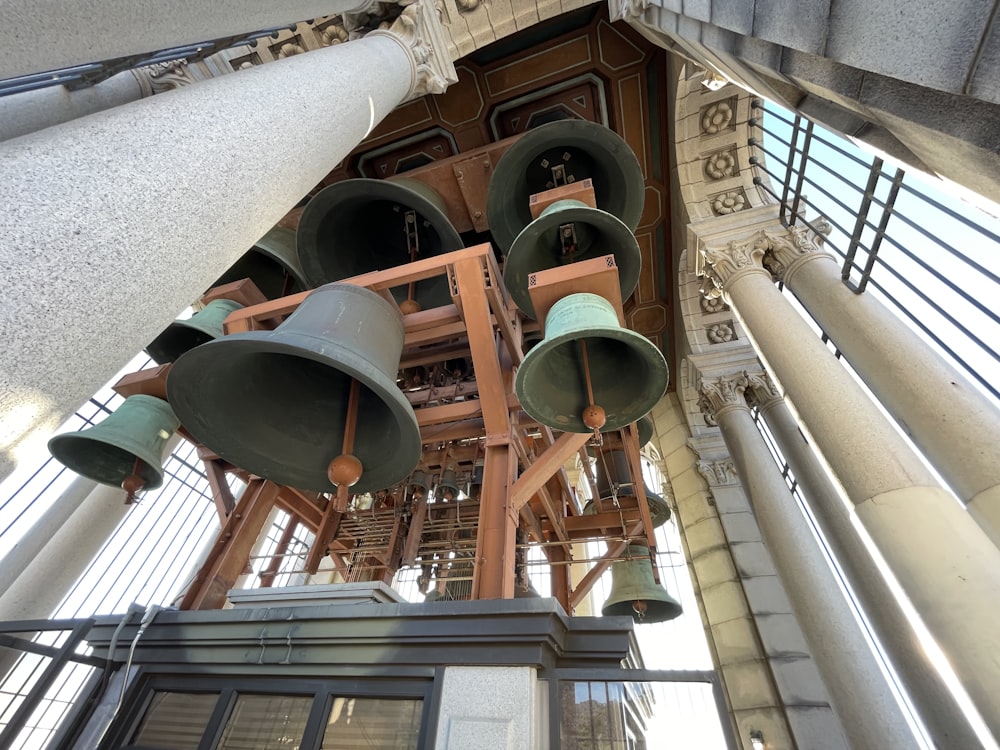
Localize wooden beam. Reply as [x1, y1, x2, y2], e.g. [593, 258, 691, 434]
[275, 486, 323, 530]
[304, 499, 344, 575]
[472, 443, 517, 599]
[180, 479, 280, 610]
[202, 458, 236, 523]
[569, 522, 642, 610]
[416, 400, 482, 427]
[510, 431, 591, 511]
[452, 257, 509, 437]
[622, 421, 659, 580]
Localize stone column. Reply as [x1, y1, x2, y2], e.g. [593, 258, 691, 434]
[765, 224, 1000, 545]
[0, 482, 131, 621]
[699, 372, 915, 750]
[745, 370, 983, 749]
[0, 0, 377, 80]
[696, 225, 1000, 736]
[0, 0, 456, 484]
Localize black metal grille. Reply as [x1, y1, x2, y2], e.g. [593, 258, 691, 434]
[749, 101, 1000, 403]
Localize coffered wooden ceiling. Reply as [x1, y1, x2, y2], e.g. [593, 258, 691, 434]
[311, 6, 673, 380]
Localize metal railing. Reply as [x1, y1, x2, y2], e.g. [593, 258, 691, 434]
[749, 101, 1000, 403]
[0, 26, 294, 97]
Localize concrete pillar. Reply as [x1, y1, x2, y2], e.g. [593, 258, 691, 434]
[695, 223, 1000, 737]
[0, 0, 377, 81]
[0, 0, 456, 484]
[699, 372, 916, 750]
[0, 473, 98, 599]
[746, 371, 984, 749]
[434, 666, 539, 749]
[0, 482, 130, 621]
[769, 226, 1000, 545]
[0, 73, 143, 142]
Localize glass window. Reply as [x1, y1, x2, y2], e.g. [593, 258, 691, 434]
[217, 694, 313, 750]
[131, 691, 219, 749]
[320, 696, 423, 749]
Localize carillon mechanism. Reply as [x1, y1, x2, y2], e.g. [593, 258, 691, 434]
[62, 120, 676, 622]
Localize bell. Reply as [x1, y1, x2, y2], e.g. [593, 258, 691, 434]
[486, 119, 645, 254]
[635, 414, 654, 448]
[603, 545, 682, 624]
[167, 283, 422, 494]
[515, 293, 668, 434]
[409, 469, 430, 498]
[467, 458, 485, 500]
[144, 299, 244, 364]
[48, 395, 179, 491]
[213, 227, 309, 299]
[585, 451, 671, 527]
[503, 199, 641, 319]
[296, 178, 463, 311]
[436, 468, 461, 501]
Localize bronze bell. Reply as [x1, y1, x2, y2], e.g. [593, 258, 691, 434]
[436, 468, 461, 501]
[503, 199, 642, 319]
[213, 227, 309, 299]
[167, 283, 422, 494]
[486, 119, 645, 254]
[296, 178, 463, 311]
[409, 469, 430, 498]
[48, 395, 179, 492]
[603, 545, 682, 624]
[515, 293, 668, 433]
[145, 299, 244, 365]
[585, 450, 671, 527]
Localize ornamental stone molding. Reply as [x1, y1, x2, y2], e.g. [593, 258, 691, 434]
[744, 370, 783, 411]
[696, 459, 738, 487]
[371, 0, 458, 99]
[760, 221, 836, 285]
[610, 0, 652, 23]
[698, 373, 750, 422]
[699, 229, 772, 299]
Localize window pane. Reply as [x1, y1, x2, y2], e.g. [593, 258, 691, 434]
[321, 697, 422, 749]
[132, 691, 219, 749]
[218, 694, 312, 750]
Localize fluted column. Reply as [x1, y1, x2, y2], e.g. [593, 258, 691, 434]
[697, 227, 1000, 737]
[745, 370, 983, 749]
[766, 224, 1000, 545]
[699, 372, 915, 750]
[0, 0, 456, 484]
[0, 0, 377, 81]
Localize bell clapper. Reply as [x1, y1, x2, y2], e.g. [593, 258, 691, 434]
[558, 221, 578, 262]
[400, 209, 422, 315]
[328, 378, 363, 510]
[578, 339, 606, 447]
[632, 599, 648, 619]
[121, 456, 146, 504]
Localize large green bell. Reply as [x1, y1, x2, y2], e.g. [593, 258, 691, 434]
[167, 283, 422, 494]
[486, 119, 645, 254]
[436, 468, 461, 501]
[503, 199, 641, 319]
[603, 545, 682, 624]
[515, 293, 668, 433]
[48, 395, 179, 491]
[145, 299, 244, 364]
[296, 178, 463, 311]
[214, 227, 309, 299]
[585, 450, 671, 527]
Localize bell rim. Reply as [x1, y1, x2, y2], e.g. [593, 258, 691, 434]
[167, 333, 422, 494]
[296, 178, 464, 289]
[503, 204, 641, 319]
[250, 227, 311, 292]
[514, 324, 669, 433]
[48, 432, 167, 490]
[487, 119, 645, 254]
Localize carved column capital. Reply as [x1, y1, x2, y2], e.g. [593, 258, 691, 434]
[611, 0, 652, 22]
[370, 0, 457, 100]
[132, 59, 200, 96]
[698, 372, 750, 423]
[761, 222, 836, 285]
[696, 459, 738, 487]
[699, 229, 773, 301]
[744, 369, 783, 411]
